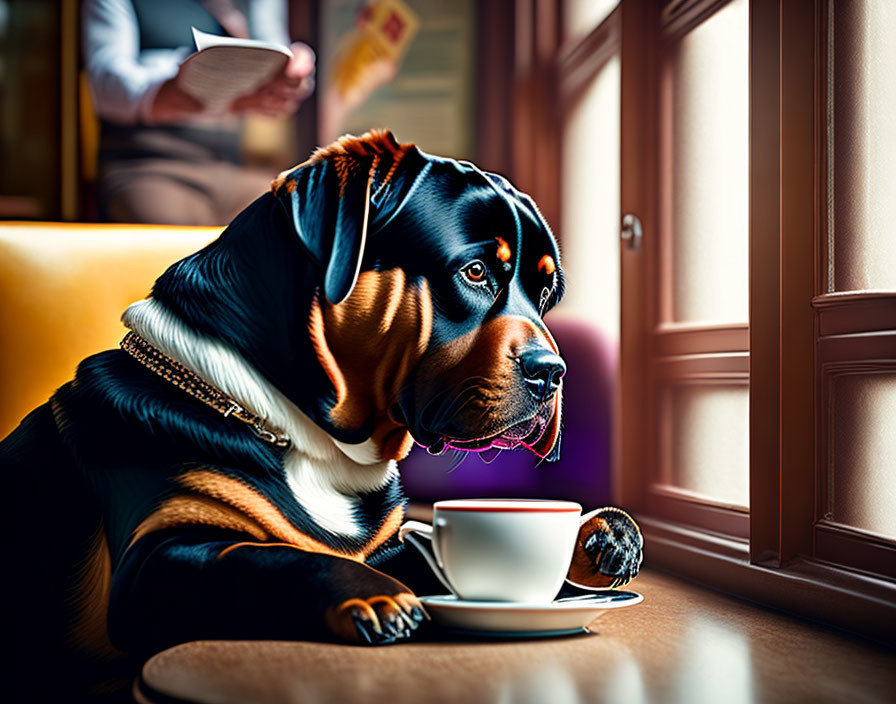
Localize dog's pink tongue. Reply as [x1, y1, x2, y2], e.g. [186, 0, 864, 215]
[490, 435, 520, 450]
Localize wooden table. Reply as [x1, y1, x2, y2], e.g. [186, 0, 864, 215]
[135, 570, 895, 704]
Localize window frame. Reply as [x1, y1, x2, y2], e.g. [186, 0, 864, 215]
[504, 0, 895, 643]
[616, 0, 896, 644]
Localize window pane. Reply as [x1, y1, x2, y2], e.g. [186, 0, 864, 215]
[831, 0, 896, 291]
[829, 373, 896, 540]
[665, 0, 749, 323]
[559, 55, 620, 346]
[563, 0, 618, 43]
[663, 385, 749, 508]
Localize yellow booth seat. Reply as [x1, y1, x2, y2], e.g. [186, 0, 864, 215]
[0, 222, 221, 438]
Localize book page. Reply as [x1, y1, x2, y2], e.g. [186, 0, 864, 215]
[178, 28, 293, 115]
[191, 27, 293, 55]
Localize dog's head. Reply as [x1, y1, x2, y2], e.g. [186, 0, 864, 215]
[154, 130, 565, 463]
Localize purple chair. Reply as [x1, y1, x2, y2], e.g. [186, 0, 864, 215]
[400, 315, 616, 507]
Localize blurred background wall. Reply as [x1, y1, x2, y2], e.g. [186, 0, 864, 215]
[0, 0, 621, 507]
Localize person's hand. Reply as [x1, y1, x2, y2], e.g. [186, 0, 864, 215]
[148, 78, 204, 123]
[230, 42, 316, 117]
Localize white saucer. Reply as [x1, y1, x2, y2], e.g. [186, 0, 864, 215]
[419, 591, 643, 638]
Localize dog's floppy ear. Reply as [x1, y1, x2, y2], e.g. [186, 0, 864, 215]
[273, 155, 374, 305]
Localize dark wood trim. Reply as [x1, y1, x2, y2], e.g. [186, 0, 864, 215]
[747, 0, 783, 566]
[652, 353, 749, 378]
[813, 291, 896, 308]
[639, 516, 896, 645]
[60, 0, 79, 221]
[777, 0, 817, 565]
[817, 332, 896, 363]
[646, 491, 749, 537]
[475, 0, 516, 175]
[288, 0, 318, 160]
[640, 514, 749, 559]
[815, 523, 896, 580]
[748, 0, 817, 569]
[654, 323, 748, 356]
[813, 292, 896, 336]
[660, 0, 734, 42]
[618, 0, 658, 513]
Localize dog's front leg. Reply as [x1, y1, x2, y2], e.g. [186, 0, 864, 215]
[108, 529, 426, 652]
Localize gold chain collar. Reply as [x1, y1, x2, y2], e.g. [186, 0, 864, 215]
[120, 331, 290, 448]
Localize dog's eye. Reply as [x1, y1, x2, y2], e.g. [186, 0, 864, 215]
[461, 260, 489, 286]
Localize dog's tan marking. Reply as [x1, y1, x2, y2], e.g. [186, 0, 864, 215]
[567, 509, 641, 588]
[270, 170, 297, 193]
[309, 270, 432, 456]
[216, 541, 304, 560]
[326, 588, 422, 642]
[332, 154, 364, 196]
[394, 592, 428, 618]
[309, 129, 412, 170]
[366, 595, 402, 610]
[334, 598, 379, 621]
[412, 315, 562, 458]
[67, 524, 121, 659]
[538, 254, 556, 276]
[362, 504, 406, 557]
[371, 417, 415, 461]
[530, 392, 562, 459]
[326, 598, 382, 641]
[177, 470, 352, 555]
[566, 515, 611, 587]
[496, 237, 512, 263]
[133, 470, 405, 561]
[218, 503, 404, 561]
[130, 493, 270, 547]
[308, 294, 349, 409]
[418, 315, 553, 382]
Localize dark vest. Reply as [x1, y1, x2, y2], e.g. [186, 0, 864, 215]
[100, 0, 242, 164]
[132, 0, 225, 51]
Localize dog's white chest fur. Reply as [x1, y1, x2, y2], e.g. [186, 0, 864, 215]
[282, 448, 397, 537]
[123, 298, 396, 538]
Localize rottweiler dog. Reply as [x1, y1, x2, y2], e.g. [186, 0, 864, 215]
[2, 131, 641, 680]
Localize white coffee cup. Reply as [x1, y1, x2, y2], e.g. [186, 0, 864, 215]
[399, 499, 582, 603]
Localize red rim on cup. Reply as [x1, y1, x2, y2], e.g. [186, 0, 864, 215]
[433, 499, 582, 513]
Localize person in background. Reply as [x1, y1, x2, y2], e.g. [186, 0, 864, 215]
[83, 0, 315, 225]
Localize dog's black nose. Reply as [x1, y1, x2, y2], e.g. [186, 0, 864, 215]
[518, 348, 566, 402]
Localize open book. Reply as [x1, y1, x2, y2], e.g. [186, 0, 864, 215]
[177, 28, 292, 115]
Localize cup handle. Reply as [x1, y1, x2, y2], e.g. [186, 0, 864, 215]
[398, 520, 456, 595]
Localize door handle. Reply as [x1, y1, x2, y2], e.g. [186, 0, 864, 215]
[621, 213, 642, 251]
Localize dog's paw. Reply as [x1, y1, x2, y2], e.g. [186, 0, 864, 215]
[567, 507, 643, 589]
[325, 590, 427, 645]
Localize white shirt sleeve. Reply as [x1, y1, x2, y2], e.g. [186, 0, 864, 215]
[82, 0, 189, 125]
[82, 0, 291, 126]
[247, 0, 291, 46]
